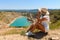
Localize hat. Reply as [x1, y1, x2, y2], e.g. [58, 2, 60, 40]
[38, 8, 49, 15]
[41, 8, 48, 12]
[38, 8, 48, 12]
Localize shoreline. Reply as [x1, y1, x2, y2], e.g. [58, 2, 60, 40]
[8, 16, 23, 26]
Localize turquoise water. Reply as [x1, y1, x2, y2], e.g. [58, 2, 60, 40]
[10, 16, 31, 27]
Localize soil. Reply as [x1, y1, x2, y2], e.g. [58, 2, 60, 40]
[0, 28, 60, 40]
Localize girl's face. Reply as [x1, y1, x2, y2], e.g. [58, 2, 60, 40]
[42, 13, 46, 16]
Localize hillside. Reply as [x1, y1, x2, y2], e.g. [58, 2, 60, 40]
[0, 9, 60, 40]
[0, 12, 21, 28]
[0, 9, 60, 29]
[0, 28, 59, 40]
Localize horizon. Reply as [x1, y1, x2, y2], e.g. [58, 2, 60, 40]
[0, 9, 60, 10]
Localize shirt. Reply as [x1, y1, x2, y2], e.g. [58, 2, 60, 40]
[40, 11, 50, 23]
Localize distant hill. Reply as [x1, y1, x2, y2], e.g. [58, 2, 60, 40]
[0, 9, 60, 29]
[0, 9, 59, 15]
[0, 9, 38, 13]
[0, 9, 57, 13]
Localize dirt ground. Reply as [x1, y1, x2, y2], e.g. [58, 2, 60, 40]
[0, 28, 60, 40]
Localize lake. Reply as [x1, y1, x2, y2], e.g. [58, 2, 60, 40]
[10, 16, 31, 27]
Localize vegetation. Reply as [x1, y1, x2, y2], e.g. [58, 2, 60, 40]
[49, 9, 60, 29]
[0, 9, 60, 30]
[0, 9, 60, 35]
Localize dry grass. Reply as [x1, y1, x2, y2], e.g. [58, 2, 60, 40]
[0, 28, 27, 35]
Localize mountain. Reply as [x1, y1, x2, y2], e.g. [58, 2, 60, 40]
[0, 9, 52, 12]
[0, 9, 38, 13]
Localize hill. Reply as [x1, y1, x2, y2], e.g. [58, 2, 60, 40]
[0, 9, 60, 40]
[0, 9, 60, 29]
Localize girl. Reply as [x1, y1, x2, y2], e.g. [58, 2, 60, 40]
[26, 8, 50, 36]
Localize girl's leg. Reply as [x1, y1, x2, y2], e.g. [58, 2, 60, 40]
[36, 23, 45, 32]
[27, 24, 36, 32]
[26, 24, 37, 36]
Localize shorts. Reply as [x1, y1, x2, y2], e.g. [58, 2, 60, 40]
[41, 21, 49, 32]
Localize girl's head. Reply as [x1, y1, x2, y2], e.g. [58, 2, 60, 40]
[41, 8, 48, 13]
[38, 8, 48, 16]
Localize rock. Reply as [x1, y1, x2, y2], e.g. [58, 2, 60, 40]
[48, 36, 59, 40]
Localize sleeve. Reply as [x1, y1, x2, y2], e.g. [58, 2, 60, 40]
[43, 16, 49, 19]
[43, 15, 50, 21]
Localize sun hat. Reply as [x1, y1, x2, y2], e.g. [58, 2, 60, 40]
[38, 8, 49, 14]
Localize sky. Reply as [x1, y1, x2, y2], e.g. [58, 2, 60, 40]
[0, 0, 60, 9]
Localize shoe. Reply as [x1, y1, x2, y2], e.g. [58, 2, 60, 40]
[25, 31, 34, 36]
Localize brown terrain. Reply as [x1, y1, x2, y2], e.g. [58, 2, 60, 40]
[0, 12, 60, 40]
[0, 28, 60, 40]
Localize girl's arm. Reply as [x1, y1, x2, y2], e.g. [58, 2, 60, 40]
[36, 12, 41, 23]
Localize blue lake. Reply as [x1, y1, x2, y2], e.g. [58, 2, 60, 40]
[10, 16, 31, 27]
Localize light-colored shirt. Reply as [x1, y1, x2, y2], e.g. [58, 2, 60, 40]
[40, 11, 50, 22]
